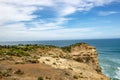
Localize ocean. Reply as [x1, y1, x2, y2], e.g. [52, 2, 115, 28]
[0, 39, 120, 80]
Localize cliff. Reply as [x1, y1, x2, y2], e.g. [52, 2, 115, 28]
[0, 43, 110, 80]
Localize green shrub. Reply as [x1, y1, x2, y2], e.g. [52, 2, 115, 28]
[38, 76, 43, 80]
[73, 75, 78, 79]
[14, 69, 24, 75]
[65, 72, 70, 76]
[61, 46, 71, 52]
[53, 62, 56, 65]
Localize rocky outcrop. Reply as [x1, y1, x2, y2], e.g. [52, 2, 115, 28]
[40, 43, 102, 73]
[37, 43, 109, 80]
[38, 56, 109, 80]
[62, 43, 101, 73]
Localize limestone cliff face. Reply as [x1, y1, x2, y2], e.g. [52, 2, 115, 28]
[62, 43, 101, 73]
[37, 43, 110, 80]
[35, 43, 105, 73]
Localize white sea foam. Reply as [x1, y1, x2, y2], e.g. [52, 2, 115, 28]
[110, 58, 120, 64]
[100, 64, 111, 77]
[114, 67, 120, 79]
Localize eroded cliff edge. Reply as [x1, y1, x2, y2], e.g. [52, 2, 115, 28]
[0, 43, 110, 80]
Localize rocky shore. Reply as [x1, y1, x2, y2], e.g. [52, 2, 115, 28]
[0, 43, 110, 80]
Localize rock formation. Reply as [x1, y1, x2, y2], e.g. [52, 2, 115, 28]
[62, 43, 102, 73]
[0, 43, 110, 80]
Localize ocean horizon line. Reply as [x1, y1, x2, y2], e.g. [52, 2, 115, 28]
[0, 38, 120, 42]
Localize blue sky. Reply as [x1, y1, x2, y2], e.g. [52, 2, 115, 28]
[0, 0, 120, 41]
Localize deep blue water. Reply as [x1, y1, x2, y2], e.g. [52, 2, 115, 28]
[0, 39, 120, 80]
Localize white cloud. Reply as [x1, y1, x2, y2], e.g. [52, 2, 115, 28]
[0, 0, 119, 41]
[0, 0, 118, 24]
[0, 23, 120, 41]
[28, 23, 62, 31]
[0, 3, 37, 25]
[25, 17, 71, 31]
[98, 11, 119, 16]
[0, 23, 26, 32]
[0, 26, 96, 41]
[59, 6, 77, 16]
[0, 0, 54, 6]
[55, 0, 118, 16]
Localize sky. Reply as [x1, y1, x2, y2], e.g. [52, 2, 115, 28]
[0, 0, 120, 41]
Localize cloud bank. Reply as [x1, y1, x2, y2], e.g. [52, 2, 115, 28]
[0, 0, 119, 41]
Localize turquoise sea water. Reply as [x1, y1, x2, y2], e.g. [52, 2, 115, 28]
[0, 39, 120, 80]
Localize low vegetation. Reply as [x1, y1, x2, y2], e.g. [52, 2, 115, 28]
[14, 69, 24, 75]
[61, 42, 87, 52]
[0, 44, 58, 57]
[38, 76, 43, 80]
[73, 75, 79, 79]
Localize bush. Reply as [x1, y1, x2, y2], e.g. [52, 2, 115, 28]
[14, 69, 24, 75]
[61, 46, 71, 52]
[73, 75, 78, 79]
[38, 76, 43, 80]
